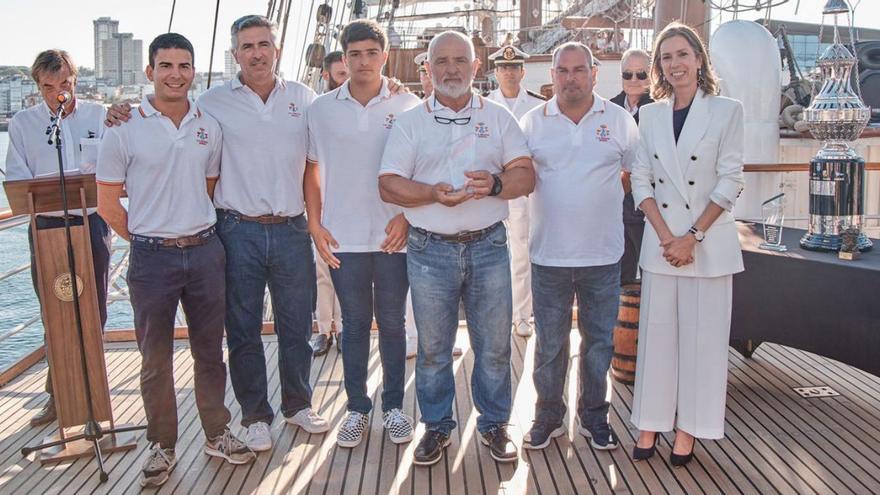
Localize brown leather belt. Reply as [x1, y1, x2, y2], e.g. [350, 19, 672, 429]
[415, 222, 501, 243]
[238, 213, 290, 224]
[130, 226, 216, 248]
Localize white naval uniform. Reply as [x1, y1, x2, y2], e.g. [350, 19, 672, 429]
[629, 90, 745, 439]
[487, 87, 544, 324]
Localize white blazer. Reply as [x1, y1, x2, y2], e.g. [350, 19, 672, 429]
[630, 90, 745, 278]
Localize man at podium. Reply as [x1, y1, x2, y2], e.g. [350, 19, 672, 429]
[4, 49, 111, 428]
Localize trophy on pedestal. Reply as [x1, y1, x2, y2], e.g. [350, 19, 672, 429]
[799, 0, 873, 253]
[760, 193, 787, 252]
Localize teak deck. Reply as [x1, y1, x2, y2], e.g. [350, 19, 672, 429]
[0, 328, 878, 494]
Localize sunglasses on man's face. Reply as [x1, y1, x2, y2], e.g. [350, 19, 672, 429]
[622, 71, 648, 81]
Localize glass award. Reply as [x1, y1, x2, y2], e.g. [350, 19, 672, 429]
[759, 192, 787, 252]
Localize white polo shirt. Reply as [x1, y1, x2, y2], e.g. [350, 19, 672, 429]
[307, 78, 421, 252]
[5, 100, 105, 216]
[198, 75, 316, 217]
[379, 93, 531, 235]
[96, 97, 221, 238]
[521, 94, 639, 267]
[487, 87, 544, 120]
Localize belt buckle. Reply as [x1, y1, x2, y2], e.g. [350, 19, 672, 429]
[175, 237, 186, 248]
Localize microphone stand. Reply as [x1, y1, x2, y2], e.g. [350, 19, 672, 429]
[20, 98, 145, 483]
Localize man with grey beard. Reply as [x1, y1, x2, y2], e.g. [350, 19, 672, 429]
[378, 31, 535, 467]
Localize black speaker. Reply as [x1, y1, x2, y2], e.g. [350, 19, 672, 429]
[854, 41, 880, 123]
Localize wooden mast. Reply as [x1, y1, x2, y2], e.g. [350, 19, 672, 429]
[653, 0, 710, 39]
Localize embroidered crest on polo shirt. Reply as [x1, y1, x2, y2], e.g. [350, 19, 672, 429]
[474, 122, 490, 139]
[595, 124, 611, 142]
[288, 102, 301, 117]
[196, 127, 209, 146]
[384, 113, 396, 129]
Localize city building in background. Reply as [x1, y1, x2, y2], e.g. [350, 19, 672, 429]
[93, 17, 119, 80]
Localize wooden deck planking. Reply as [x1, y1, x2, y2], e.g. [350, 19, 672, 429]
[0, 329, 877, 494]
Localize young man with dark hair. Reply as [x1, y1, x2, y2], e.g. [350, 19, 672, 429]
[5, 49, 111, 428]
[97, 32, 255, 488]
[306, 18, 421, 448]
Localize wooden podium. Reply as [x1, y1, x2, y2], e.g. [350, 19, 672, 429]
[3, 174, 137, 464]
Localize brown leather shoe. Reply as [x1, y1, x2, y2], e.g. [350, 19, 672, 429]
[29, 397, 57, 427]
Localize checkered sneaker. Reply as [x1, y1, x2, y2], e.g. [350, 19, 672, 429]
[337, 411, 369, 448]
[383, 408, 414, 444]
[204, 428, 257, 464]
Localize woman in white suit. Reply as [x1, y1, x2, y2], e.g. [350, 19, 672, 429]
[628, 22, 745, 467]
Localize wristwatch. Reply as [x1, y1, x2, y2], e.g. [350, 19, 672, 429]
[488, 173, 503, 197]
[688, 226, 705, 242]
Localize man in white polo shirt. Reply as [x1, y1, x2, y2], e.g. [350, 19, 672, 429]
[306, 19, 421, 449]
[487, 43, 545, 338]
[379, 31, 534, 467]
[519, 42, 638, 452]
[105, 16, 331, 453]
[5, 49, 111, 428]
[96, 33, 255, 488]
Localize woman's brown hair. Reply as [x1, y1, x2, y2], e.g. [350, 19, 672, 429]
[649, 22, 718, 100]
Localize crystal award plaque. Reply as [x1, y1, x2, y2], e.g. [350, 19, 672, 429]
[760, 193, 788, 252]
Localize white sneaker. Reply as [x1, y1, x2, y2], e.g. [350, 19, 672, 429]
[245, 421, 272, 452]
[513, 319, 533, 337]
[406, 338, 417, 359]
[337, 411, 370, 448]
[383, 408, 414, 444]
[285, 407, 331, 433]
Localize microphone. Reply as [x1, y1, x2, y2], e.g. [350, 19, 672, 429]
[56, 92, 72, 104]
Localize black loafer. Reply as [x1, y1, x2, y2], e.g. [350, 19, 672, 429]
[310, 333, 333, 356]
[632, 433, 658, 461]
[480, 425, 518, 463]
[413, 430, 450, 466]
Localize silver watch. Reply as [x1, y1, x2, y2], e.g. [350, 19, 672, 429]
[688, 226, 705, 242]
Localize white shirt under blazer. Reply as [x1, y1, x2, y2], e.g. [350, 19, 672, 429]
[630, 90, 746, 279]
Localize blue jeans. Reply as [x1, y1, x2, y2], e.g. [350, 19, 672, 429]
[128, 233, 231, 446]
[407, 223, 512, 435]
[330, 252, 408, 414]
[531, 262, 620, 428]
[216, 210, 316, 426]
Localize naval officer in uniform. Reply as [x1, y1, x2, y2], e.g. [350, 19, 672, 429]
[486, 43, 545, 338]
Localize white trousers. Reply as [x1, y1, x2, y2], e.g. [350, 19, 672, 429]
[630, 271, 733, 439]
[506, 197, 532, 322]
[314, 251, 341, 335]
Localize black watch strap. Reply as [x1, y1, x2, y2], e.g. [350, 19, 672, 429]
[489, 174, 503, 197]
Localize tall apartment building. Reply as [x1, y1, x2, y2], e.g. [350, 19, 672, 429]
[101, 33, 145, 86]
[93, 17, 119, 79]
[224, 50, 239, 80]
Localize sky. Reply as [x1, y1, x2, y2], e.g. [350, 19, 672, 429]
[0, 0, 878, 75]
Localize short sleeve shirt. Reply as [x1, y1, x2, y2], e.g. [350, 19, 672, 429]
[521, 94, 639, 267]
[379, 93, 531, 235]
[307, 79, 421, 252]
[198, 76, 316, 217]
[5, 100, 105, 215]
[96, 97, 221, 238]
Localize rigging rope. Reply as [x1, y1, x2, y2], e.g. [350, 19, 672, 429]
[206, 0, 221, 89]
[168, 0, 177, 32]
[277, 0, 294, 76]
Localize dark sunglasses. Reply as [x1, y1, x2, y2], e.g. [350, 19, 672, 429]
[622, 71, 649, 81]
[232, 14, 268, 31]
[434, 115, 471, 126]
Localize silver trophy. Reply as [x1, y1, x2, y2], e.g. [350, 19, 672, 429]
[760, 193, 787, 252]
[800, 0, 873, 252]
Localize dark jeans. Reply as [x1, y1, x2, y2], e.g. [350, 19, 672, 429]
[407, 223, 512, 435]
[127, 234, 231, 447]
[216, 210, 316, 426]
[531, 262, 620, 428]
[329, 252, 408, 414]
[622, 192, 645, 285]
[28, 213, 112, 397]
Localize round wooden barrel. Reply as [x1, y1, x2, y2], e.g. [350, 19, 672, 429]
[611, 283, 640, 385]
